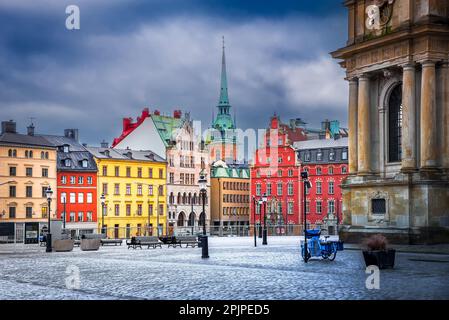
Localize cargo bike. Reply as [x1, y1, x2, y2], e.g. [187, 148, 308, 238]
[300, 229, 344, 262]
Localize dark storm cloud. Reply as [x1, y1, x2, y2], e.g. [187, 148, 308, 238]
[0, 0, 348, 146]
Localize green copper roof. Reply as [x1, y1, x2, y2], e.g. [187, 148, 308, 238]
[213, 37, 235, 131]
[152, 114, 184, 146]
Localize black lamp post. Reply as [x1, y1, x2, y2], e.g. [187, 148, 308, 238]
[62, 195, 66, 230]
[301, 171, 311, 263]
[252, 196, 257, 247]
[198, 171, 209, 259]
[258, 198, 263, 238]
[45, 186, 53, 253]
[262, 193, 268, 245]
[100, 193, 106, 234]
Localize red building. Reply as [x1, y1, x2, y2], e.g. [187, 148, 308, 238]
[250, 115, 302, 234]
[43, 130, 98, 237]
[294, 137, 349, 234]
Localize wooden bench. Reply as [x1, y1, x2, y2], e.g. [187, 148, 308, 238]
[177, 236, 201, 248]
[82, 233, 122, 246]
[166, 236, 182, 248]
[126, 236, 162, 249]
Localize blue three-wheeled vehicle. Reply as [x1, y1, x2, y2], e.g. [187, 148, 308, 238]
[301, 229, 344, 262]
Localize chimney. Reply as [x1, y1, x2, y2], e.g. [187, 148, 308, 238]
[154, 110, 160, 116]
[100, 140, 109, 148]
[173, 110, 182, 119]
[27, 123, 35, 136]
[64, 129, 79, 141]
[1, 120, 16, 134]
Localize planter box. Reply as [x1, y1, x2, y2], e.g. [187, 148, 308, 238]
[53, 239, 74, 252]
[80, 239, 101, 251]
[363, 249, 396, 269]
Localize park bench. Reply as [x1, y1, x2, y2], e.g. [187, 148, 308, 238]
[166, 236, 182, 248]
[82, 233, 122, 246]
[126, 236, 162, 249]
[177, 236, 201, 248]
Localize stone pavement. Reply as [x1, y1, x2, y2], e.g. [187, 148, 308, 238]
[0, 237, 448, 300]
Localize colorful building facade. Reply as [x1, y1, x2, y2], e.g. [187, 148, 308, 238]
[295, 137, 349, 234]
[250, 116, 301, 234]
[42, 130, 98, 238]
[86, 147, 167, 238]
[210, 160, 250, 234]
[0, 121, 57, 243]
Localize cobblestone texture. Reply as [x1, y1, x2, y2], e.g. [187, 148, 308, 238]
[0, 237, 448, 300]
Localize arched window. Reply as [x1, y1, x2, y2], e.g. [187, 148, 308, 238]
[41, 152, 45, 159]
[45, 152, 49, 159]
[188, 212, 195, 226]
[177, 212, 185, 227]
[12, 150, 17, 157]
[8, 149, 12, 157]
[177, 193, 181, 204]
[198, 212, 205, 226]
[29, 151, 33, 158]
[25, 150, 29, 158]
[388, 84, 403, 163]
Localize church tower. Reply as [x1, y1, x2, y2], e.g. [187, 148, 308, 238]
[210, 37, 237, 163]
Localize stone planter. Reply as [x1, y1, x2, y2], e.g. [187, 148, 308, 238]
[80, 239, 101, 251]
[363, 249, 396, 269]
[53, 239, 74, 252]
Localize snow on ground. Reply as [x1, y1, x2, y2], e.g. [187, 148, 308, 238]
[0, 237, 448, 300]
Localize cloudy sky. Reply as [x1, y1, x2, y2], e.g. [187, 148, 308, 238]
[0, 0, 348, 146]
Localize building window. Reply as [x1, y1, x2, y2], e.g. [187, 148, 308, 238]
[70, 176, 76, 184]
[278, 157, 283, 164]
[159, 204, 164, 216]
[114, 184, 120, 195]
[87, 176, 93, 185]
[102, 166, 108, 176]
[78, 212, 83, 222]
[126, 204, 131, 216]
[86, 212, 93, 222]
[149, 168, 153, 178]
[9, 186, 16, 197]
[317, 151, 323, 161]
[256, 183, 261, 196]
[87, 193, 93, 204]
[41, 187, 47, 198]
[149, 204, 153, 216]
[9, 167, 16, 176]
[82, 160, 88, 168]
[126, 167, 131, 178]
[137, 204, 142, 216]
[316, 167, 322, 175]
[26, 167, 33, 177]
[267, 183, 272, 196]
[115, 204, 120, 216]
[78, 193, 84, 203]
[70, 212, 75, 222]
[159, 169, 164, 179]
[126, 184, 131, 195]
[304, 152, 311, 162]
[305, 201, 310, 214]
[70, 193, 76, 204]
[342, 150, 348, 160]
[328, 166, 334, 175]
[115, 167, 120, 177]
[137, 167, 142, 178]
[328, 200, 335, 214]
[63, 145, 69, 153]
[60, 192, 67, 203]
[288, 202, 294, 215]
[278, 169, 282, 177]
[26, 186, 33, 198]
[277, 183, 283, 196]
[372, 199, 386, 214]
[9, 207, 16, 218]
[388, 84, 403, 163]
[169, 173, 174, 184]
[102, 183, 108, 195]
[316, 200, 322, 214]
[342, 166, 347, 174]
[288, 169, 293, 177]
[316, 181, 322, 194]
[137, 184, 142, 196]
[329, 181, 334, 195]
[64, 159, 71, 167]
[61, 176, 67, 184]
[288, 182, 293, 196]
[78, 176, 84, 184]
[148, 185, 153, 196]
[329, 151, 335, 161]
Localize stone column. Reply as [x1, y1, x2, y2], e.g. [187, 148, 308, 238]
[401, 64, 417, 171]
[348, 78, 358, 174]
[420, 61, 438, 170]
[357, 74, 371, 175]
[442, 61, 449, 170]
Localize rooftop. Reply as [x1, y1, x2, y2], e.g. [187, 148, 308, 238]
[294, 137, 349, 150]
[86, 147, 166, 163]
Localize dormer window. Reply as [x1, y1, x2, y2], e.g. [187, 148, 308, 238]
[63, 145, 69, 153]
[82, 160, 88, 168]
[329, 150, 335, 161]
[317, 151, 323, 161]
[124, 152, 132, 159]
[64, 159, 71, 167]
[103, 150, 110, 157]
[304, 152, 311, 162]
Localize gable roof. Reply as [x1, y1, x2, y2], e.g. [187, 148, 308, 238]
[86, 147, 166, 163]
[0, 132, 55, 148]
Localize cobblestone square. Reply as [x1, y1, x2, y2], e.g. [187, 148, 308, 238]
[1, 237, 448, 300]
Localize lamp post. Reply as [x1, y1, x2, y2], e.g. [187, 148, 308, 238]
[198, 171, 209, 259]
[45, 186, 53, 253]
[258, 199, 263, 238]
[301, 171, 311, 263]
[62, 196, 66, 230]
[100, 193, 106, 234]
[252, 196, 257, 247]
[262, 193, 268, 245]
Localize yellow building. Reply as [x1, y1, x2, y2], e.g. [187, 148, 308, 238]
[86, 147, 166, 238]
[0, 121, 57, 243]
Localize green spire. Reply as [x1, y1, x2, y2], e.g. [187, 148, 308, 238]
[219, 36, 230, 107]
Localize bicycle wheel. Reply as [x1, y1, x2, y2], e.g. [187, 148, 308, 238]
[328, 250, 337, 261]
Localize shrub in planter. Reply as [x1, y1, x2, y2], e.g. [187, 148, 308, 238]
[362, 234, 395, 269]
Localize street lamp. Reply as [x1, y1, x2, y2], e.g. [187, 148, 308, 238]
[258, 199, 263, 238]
[45, 186, 53, 253]
[100, 193, 106, 234]
[301, 171, 312, 263]
[198, 171, 209, 259]
[262, 193, 268, 245]
[252, 196, 257, 247]
[62, 196, 67, 230]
